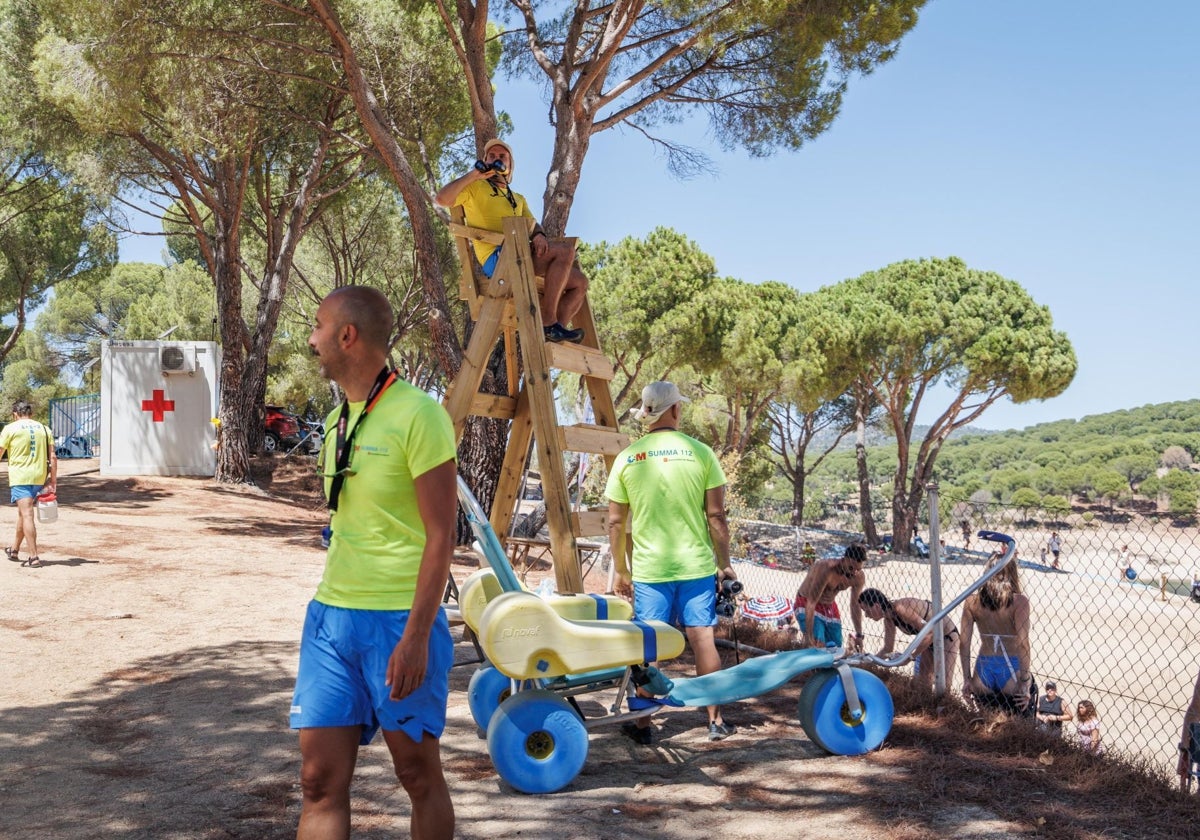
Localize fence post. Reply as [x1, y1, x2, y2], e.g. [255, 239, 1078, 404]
[927, 481, 946, 696]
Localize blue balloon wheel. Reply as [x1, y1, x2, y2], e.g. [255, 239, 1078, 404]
[797, 669, 838, 746]
[798, 667, 893, 756]
[486, 690, 588, 794]
[468, 666, 514, 731]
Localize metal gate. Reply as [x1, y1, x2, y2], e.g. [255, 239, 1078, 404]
[48, 393, 100, 458]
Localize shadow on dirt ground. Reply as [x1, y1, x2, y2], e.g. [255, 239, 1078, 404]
[6, 637, 1197, 839]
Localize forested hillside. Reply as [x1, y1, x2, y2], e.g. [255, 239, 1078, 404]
[804, 400, 1200, 520]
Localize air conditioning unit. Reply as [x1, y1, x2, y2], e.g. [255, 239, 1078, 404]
[160, 344, 197, 375]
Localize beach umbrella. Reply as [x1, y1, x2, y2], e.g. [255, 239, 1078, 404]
[740, 594, 794, 624]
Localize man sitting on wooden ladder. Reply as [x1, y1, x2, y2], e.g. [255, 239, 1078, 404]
[435, 139, 589, 343]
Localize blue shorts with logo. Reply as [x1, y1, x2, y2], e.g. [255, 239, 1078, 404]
[633, 575, 717, 629]
[290, 600, 453, 745]
[11, 485, 42, 503]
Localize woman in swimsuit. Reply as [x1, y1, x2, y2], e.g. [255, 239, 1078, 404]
[858, 588, 959, 689]
[959, 552, 1033, 714]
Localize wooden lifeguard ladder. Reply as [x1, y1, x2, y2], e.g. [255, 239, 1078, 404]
[442, 209, 627, 594]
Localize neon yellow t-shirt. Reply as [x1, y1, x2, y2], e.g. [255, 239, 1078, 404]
[605, 430, 726, 584]
[452, 178, 536, 266]
[315, 380, 457, 610]
[0, 419, 52, 487]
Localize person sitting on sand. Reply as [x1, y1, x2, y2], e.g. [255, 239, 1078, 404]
[959, 552, 1034, 715]
[858, 588, 959, 689]
[801, 541, 817, 569]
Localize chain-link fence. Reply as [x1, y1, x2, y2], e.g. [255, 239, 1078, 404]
[725, 493, 1200, 780]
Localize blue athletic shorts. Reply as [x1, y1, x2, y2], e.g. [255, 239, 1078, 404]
[977, 654, 1019, 693]
[633, 576, 717, 628]
[290, 601, 453, 745]
[11, 485, 42, 503]
[481, 247, 501, 278]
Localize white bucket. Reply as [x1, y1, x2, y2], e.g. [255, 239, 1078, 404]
[36, 493, 58, 524]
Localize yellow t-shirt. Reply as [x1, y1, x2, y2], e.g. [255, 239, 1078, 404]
[0, 419, 52, 487]
[453, 178, 536, 266]
[315, 380, 457, 611]
[605, 430, 726, 584]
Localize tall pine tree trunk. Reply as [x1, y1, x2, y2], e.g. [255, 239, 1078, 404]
[855, 401, 879, 546]
[791, 469, 806, 527]
[211, 160, 252, 484]
[892, 415, 916, 554]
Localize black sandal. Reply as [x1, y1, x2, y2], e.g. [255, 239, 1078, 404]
[4, 547, 18, 562]
[20, 556, 42, 568]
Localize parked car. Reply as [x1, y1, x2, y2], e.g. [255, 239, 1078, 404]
[263, 406, 302, 453]
[297, 417, 324, 455]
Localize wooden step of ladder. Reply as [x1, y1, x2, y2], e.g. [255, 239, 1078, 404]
[443, 211, 624, 593]
[559, 423, 628, 457]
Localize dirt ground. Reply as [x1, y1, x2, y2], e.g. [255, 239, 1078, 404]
[1, 458, 1197, 840]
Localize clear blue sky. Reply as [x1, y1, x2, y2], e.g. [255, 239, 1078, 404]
[120, 1, 1199, 431]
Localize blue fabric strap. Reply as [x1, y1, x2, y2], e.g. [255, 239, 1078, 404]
[587, 593, 608, 620]
[631, 619, 657, 663]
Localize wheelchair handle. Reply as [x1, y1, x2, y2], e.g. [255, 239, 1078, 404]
[977, 530, 1015, 546]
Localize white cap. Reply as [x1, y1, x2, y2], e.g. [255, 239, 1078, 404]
[632, 381, 689, 424]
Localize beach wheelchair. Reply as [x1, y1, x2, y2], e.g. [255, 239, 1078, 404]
[456, 476, 1019, 794]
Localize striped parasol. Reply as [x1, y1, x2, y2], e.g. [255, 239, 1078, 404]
[740, 594, 794, 624]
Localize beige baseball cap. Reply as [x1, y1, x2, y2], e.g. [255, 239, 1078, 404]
[632, 381, 689, 424]
[482, 138, 513, 180]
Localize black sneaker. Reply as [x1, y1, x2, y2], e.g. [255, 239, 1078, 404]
[621, 722, 653, 745]
[544, 322, 584, 343]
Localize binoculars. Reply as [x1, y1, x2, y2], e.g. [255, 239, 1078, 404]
[714, 577, 744, 618]
[474, 159, 506, 174]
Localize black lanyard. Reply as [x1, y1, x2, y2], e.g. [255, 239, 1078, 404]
[489, 178, 517, 210]
[327, 367, 396, 512]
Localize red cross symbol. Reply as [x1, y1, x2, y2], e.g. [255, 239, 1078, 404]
[141, 389, 176, 422]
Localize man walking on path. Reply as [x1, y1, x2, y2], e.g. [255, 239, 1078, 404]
[291, 286, 457, 840]
[0, 400, 57, 568]
[607, 381, 734, 743]
[1048, 532, 1062, 569]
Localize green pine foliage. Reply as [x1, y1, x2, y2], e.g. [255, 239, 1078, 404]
[805, 400, 1200, 515]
